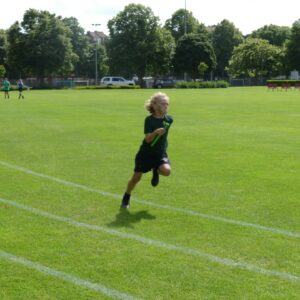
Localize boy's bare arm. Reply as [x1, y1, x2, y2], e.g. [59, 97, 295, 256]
[144, 128, 166, 143]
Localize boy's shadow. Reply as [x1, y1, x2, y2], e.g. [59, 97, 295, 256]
[108, 209, 156, 228]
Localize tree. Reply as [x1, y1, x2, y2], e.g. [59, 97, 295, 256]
[0, 64, 6, 77]
[174, 33, 216, 79]
[62, 17, 91, 77]
[0, 29, 7, 66]
[97, 44, 109, 78]
[212, 19, 243, 78]
[6, 9, 77, 82]
[250, 24, 291, 47]
[198, 62, 208, 79]
[107, 4, 175, 81]
[285, 19, 300, 72]
[146, 27, 175, 76]
[228, 38, 284, 78]
[164, 9, 208, 42]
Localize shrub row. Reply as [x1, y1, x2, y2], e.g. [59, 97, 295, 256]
[75, 85, 140, 90]
[1, 85, 31, 91]
[175, 80, 229, 88]
[267, 80, 300, 86]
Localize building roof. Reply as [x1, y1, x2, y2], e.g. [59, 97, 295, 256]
[87, 31, 108, 43]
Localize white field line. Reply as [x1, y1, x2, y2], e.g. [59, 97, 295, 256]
[0, 250, 140, 300]
[1, 197, 300, 283]
[1, 160, 299, 239]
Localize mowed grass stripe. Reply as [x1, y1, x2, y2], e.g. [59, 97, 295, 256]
[1, 160, 299, 239]
[0, 250, 140, 300]
[1, 196, 300, 283]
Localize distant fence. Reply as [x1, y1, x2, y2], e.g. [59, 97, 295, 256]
[229, 78, 267, 86]
[14, 78, 94, 89]
[54, 80, 74, 88]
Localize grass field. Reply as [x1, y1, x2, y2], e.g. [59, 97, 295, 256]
[0, 87, 299, 299]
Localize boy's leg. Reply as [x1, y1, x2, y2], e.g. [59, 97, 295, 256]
[121, 172, 142, 208]
[151, 168, 159, 187]
[151, 163, 171, 187]
[126, 172, 143, 194]
[158, 163, 171, 176]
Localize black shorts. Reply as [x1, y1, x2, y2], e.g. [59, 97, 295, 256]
[134, 150, 170, 173]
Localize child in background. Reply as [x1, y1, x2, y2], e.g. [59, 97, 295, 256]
[3, 78, 10, 99]
[17, 79, 24, 99]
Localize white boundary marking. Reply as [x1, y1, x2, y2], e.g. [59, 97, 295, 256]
[0, 250, 140, 300]
[1, 160, 299, 239]
[1, 196, 300, 282]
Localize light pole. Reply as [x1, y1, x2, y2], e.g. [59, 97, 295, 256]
[92, 23, 101, 85]
[184, 0, 187, 81]
[184, 0, 187, 35]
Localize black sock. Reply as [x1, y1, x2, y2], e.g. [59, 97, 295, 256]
[123, 193, 131, 201]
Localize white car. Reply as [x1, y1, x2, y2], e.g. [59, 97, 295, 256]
[100, 76, 135, 86]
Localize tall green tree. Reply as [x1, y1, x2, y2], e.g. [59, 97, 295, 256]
[228, 38, 284, 78]
[250, 24, 291, 47]
[96, 44, 109, 78]
[146, 27, 175, 76]
[212, 19, 243, 78]
[164, 9, 208, 42]
[198, 62, 208, 79]
[0, 64, 6, 78]
[0, 29, 7, 66]
[7, 9, 77, 82]
[174, 33, 216, 79]
[62, 17, 91, 76]
[107, 4, 175, 81]
[285, 19, 300, 72]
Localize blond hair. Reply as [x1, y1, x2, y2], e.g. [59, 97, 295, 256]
[145, 92, 169, 114]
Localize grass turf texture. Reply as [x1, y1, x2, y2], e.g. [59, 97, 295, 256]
[0, 88, 299, 299]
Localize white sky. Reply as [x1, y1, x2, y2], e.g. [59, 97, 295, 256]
[1, 0, 299, 35]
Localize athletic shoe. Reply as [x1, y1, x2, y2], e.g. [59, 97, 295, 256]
[121, 193, 130, 208]
[151, 168, 159, 187]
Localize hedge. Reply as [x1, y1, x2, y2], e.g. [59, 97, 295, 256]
[1, 85, 31, 91]
[75, 85, 140, 90]
[266, 80, 300, 86]
[175, 80, 229, 88]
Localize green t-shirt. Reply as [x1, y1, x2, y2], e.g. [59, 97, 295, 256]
[3, 80, 10, 91]
[139, 114, 173, 154]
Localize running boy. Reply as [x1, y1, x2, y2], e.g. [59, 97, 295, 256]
[121, 92, 173, 208]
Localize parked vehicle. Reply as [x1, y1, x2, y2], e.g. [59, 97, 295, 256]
[152, 78, 175, 88]
[100, 77, 135, 86]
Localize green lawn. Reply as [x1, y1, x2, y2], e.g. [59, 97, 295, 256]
[0, 87, 299, 299]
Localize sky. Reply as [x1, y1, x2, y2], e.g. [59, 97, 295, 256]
[1, 0, 299, 35]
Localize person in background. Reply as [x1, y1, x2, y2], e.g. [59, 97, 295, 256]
[17, 79, 25, 99]
[3, 78, 10, 99]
